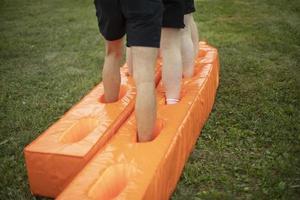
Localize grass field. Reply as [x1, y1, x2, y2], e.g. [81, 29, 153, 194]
[0, 0, 299, 199]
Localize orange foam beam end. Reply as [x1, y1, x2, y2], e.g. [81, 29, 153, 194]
[56, 43, 219, 200]
[24, 63, 162, 197]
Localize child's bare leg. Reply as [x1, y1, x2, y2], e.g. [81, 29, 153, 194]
[132, 47, 157, 142]
[190, 15, 199, 58]
[126, 47, 133, 76]
[102, 39, 123, 103]
[161, 28, 182, 104]
[181, 14, 195, 78]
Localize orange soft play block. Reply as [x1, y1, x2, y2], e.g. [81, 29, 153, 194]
[24, 64, 162, 197]
[56, 43, 219, 200]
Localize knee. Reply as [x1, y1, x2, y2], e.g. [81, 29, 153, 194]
[105, 40, 123, 60]
[161, 28, 181, 50]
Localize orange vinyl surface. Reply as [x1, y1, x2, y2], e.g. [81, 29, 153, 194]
[56, 43, 219, 200]
[24, 63, 162, 197]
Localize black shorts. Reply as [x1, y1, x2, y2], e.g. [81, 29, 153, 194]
[185, 0, 196, 14]
[94, 0, 163, 48]
[162, 0, 185, 28]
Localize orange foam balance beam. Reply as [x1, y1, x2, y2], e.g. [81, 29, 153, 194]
[24, 63, 162, 197]
[56, 43, 219, 200]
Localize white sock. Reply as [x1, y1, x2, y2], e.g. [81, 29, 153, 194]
[166, 98, 179, 105]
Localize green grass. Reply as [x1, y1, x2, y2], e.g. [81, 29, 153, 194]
[0, 0, 299, 199]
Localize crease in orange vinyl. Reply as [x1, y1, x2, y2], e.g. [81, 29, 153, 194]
[56, 42, 220, 200]
[24, 62, 162, 197]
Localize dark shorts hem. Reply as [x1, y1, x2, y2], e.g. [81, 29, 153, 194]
[185, 7, 196, 14]
[127, 41, 160, 48]
[100, 30, 125, 42]
[184, 0, 196, 14]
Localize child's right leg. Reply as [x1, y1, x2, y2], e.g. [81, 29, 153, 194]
[181, 14, 195, 78]
[190, 15, 199, 58]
